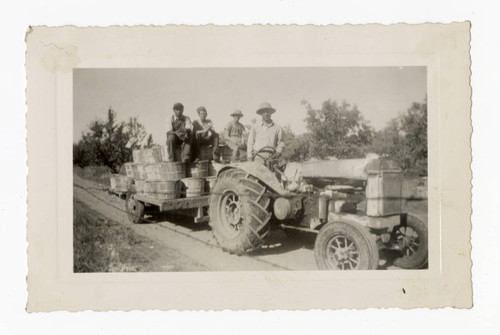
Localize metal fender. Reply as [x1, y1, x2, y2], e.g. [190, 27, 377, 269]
[216, 162, 288, 195]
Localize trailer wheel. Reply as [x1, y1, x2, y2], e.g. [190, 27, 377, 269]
[126, 185, 144, 223]
[392, 214, 428, 269]
[315, 221, 379, 270]
[209, 169, 272, 255]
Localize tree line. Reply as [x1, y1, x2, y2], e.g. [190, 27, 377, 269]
[74, 98, 428, 176]
[280, 98, 428, 175]
[73, 108, 154, 172]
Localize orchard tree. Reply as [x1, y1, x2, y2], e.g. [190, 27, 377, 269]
[280, 125, 311, 162]
[73, 107, 154, 172]
[401, 100, 427, 175]
[369, 98, 427, 175]
[303, 100, 374, 159]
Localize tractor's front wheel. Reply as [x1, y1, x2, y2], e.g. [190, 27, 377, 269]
[209, 169, 272, 255]
[315, 221, 379, 270]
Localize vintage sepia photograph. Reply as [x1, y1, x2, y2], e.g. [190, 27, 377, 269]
[26, 24, 471, 311]
[73, 67, 428, 272]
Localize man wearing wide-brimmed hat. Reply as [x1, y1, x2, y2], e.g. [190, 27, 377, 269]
[224, 109, 246, 162]
[247, 102, 284, 162]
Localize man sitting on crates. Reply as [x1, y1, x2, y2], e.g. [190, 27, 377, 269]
[166, 102, 193, 162]
[192, 106, 220, 162]
[247, 102, 284, 164]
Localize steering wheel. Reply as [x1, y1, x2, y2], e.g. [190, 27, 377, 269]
[252, 146, 277, 161]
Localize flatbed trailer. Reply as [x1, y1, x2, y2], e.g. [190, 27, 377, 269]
[125, 185, 210, 224]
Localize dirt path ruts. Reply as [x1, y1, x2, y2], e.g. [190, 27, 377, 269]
[73, 174, 315, 271]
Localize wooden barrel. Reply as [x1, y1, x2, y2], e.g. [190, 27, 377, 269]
[160, 145, 169, 162]
[144, 180, 181, 199]
[136, 164, 147, 180]
[131, 163, 147, 180]
[132, 149, 143, 163]
[145, 164, 158, 181]
[110, 175, 133, 192]
[189, 167, 200, 178]
[196, 160, 209, 178]
[124, 163, 134, 178]
[141, 147, 163, 164]
[155, 162, 186, 181]
[182, 178, 205, 198]
[205, 176, 216, 194]
[208, 162, 218, 176]
[134, 179, 147, 193]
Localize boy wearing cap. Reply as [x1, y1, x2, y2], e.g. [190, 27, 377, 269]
[247, 102, 284, 162]
[224, 110, 247, 162]
[192, 106, 220, 161]
[166, 102, 193, 162]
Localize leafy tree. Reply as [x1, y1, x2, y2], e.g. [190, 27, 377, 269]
[302, 100, 374, 159]
[369, 99, 427, 175]
[280, 125, 311, 162]
[401, 100, 427, 175]
[368, 118, 406, 165]
[125, 116, 152, 148]
[73, 107, 153, 172]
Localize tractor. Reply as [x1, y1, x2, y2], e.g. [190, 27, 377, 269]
[208, 147, 428, 270]
[125, 146, 428, 270]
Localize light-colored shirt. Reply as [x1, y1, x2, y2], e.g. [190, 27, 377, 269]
[193, 119, 214, 139]
[166, 114, 192, 132]
[225, 121, 246, 139]
[247, 120, 284, 159]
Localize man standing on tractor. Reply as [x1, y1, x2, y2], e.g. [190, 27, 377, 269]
[247, 102, 284, 163]
[224, 109, 246, 162]
[192, 106, 220, 162]
[166, 102, 193, 162]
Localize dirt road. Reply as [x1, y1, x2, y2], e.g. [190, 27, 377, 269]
[74, 175, 422, 271]
[74, 175, 320, 271]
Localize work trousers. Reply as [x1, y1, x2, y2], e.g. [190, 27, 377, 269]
[167, 131, 193, 162]
[227, 139, 246, 162]
[194, 132, 220, 160]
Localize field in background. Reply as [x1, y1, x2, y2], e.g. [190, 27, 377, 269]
[73, 166, 114, 187]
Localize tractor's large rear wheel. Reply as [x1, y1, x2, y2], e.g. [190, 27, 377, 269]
[209, 169, 272, 255]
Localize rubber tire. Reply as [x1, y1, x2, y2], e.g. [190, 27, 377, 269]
[126, 185, 145, 224]
[209, 169, 272, 255]
[392, 214, 428, 269]
[314, 220, 379, 270]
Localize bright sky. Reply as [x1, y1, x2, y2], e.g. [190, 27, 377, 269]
[73, 67, 426, 144]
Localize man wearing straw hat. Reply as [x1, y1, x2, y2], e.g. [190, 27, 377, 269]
[166, 102, 193, 162]
[224, 109, 246, 162]
[247, 102, 284, 163]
